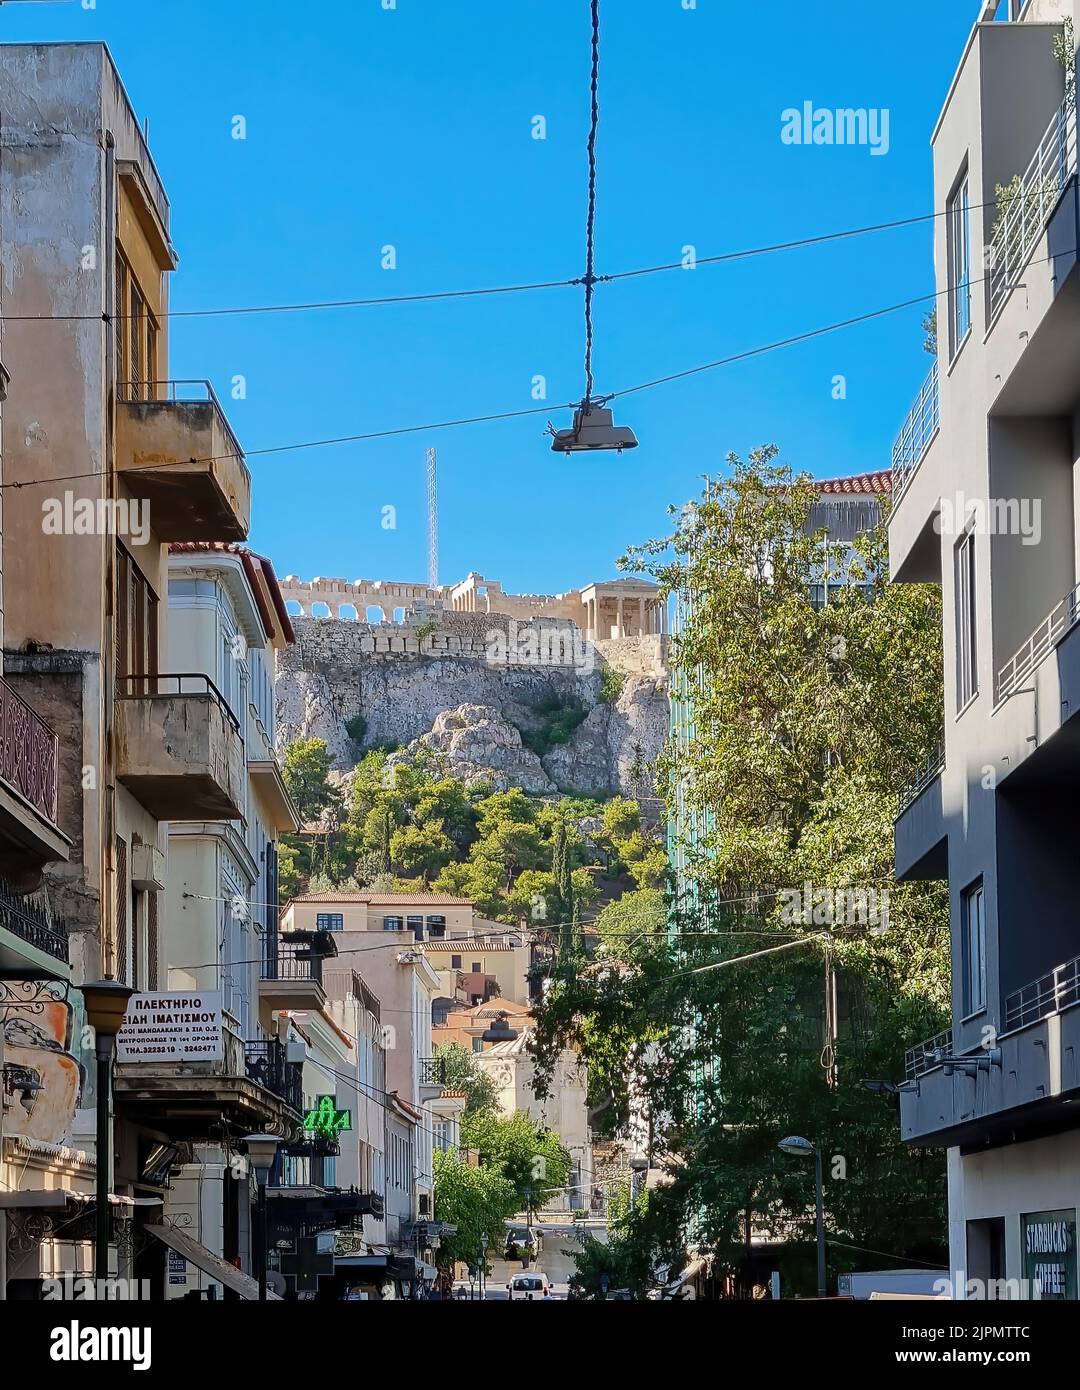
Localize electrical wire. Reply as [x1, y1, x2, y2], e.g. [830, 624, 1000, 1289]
[2, 249, 1062, 494]
[0, 189, 1053, 325]
[582, 0, 601, 402]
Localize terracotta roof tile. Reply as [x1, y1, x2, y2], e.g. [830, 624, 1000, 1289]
[291, 892, 474, 906]
[813, 470, 893, 496]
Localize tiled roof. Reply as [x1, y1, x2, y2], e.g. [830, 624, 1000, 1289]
[291, 892, 474, 906]
[423, 940, 516, 952]
[813, 471, 893, 496]
[168, 541, 294, 643]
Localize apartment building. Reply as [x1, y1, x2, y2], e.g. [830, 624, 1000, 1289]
[0, 41, 257, 1295]
[890, 0, 1079, 1299]
[281, 892, 447, 1285]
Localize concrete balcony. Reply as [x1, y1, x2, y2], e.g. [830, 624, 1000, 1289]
[900, 956, 1080, 1148]
[418, 1056, 448, 1101]
[248, 711, 300, 833]
[893, 734, 947, 882]
[0, 674, 70, 879]
[114, 673, 244, 820]
[114, 1030, 303, 1141]
[115, 380, 251, 542]
[259, 930, 337, 1012]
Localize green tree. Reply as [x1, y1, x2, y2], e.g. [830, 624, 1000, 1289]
[281, 737, 337, 825]
[432, 1147, 518, 1272]
[595, 887, 667, 964]
[460, 1110, 572, 1213]
[431, 1041, 499, 1115]
[390, 821, 454, 882]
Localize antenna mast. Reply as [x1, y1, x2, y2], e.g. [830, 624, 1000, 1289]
[426, 447, 439, 589]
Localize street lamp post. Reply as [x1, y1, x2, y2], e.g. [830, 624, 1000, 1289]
[244, 1134, 281, 1301]
[82, 980, 134, 1285]
[778, 1135, 826, 1298]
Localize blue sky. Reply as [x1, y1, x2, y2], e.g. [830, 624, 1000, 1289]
[2, 0, 978, 592]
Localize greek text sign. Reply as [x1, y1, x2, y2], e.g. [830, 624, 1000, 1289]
[116, 992, 224, 1063]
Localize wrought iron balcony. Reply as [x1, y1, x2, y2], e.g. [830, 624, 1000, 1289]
[244, 1039, 303, 1113]
[904, 1026, 953, 1082]
[418, 1056, 449, 1090]
[0, 674, 59, 828]
[1004, 954, 1080, 1033]
[0, 879, 68, 969]
[988, 80, 1077, 326]
[896, 732, 945, 817]
[890, 362, 939, 507]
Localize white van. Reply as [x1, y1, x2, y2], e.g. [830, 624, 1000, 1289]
[507, 1272, 551, 1301]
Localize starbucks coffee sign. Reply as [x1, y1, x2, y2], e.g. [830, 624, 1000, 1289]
[1022, 1209, 1076, 1299]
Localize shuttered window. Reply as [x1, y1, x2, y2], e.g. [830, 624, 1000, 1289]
[115, 836, 129, 985]
[116, 544, 158, 691]
[147, 892, 159, 990]
[130, 284, 144, 398]
[115, 253, 128, 400]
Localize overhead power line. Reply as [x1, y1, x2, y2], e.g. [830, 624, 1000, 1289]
[0, 190, 1052, 325]
[3, 250, 1063, 495]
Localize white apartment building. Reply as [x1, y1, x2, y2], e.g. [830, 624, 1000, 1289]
[891, 0, 1080, 1300]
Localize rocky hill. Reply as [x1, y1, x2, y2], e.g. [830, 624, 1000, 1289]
[275, 611, 669, 802]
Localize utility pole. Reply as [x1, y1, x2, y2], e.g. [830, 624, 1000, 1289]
[426, 447, 438, 589]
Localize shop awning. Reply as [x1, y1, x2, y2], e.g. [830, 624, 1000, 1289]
[145, 1222, 281, 1301]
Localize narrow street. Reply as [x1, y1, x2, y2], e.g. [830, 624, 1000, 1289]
[453, 1220, 607, 1300]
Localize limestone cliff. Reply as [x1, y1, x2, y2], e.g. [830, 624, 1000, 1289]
[275, 612, 669, 800]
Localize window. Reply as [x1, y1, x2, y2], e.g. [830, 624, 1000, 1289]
[961, 879, 986, 1016]
[116, 543, 158, 688]
[115, 252, 128, 399]
[408, 915, 424, 940]
[948, 172, 971, 354]
[115, 836, 129, 984]
[146, 318, 158, 400]
[316, 912, 343, 932]
[472, 1037, 483, 1054]
[956, 529, 978, 708]
[451, 954, 462, 970]
[426, 915, 447, 939]
[471, 962, 481, 975]
[383, 916, 404, 932]
[130, 282, 144, 398]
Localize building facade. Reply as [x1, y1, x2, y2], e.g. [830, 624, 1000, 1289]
[890, 0, 1080, 1300]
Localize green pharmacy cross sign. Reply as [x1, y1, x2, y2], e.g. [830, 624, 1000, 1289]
[304, 1095, 352, 1139]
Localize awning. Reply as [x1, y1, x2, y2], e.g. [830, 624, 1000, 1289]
[145, 1222, 281, 1301]
[665, 1255, 708, 1292]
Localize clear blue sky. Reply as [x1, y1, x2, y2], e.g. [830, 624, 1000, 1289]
[2, 0, 979, 592]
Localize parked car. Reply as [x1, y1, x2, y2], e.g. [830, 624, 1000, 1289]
[507, 1273, 551, 1301]
[505, 1225, 542, 1258]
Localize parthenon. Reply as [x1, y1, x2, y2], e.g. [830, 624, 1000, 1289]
[279, 571, 667, 639]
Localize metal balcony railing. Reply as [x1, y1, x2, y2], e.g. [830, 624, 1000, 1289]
[117, 672, 242, 737]
[0, 675, 60, 826]
[244, 1039, 303, 1113]
[904, 1026, 954, 1082]
[418, 1056, 449, 1089]
[1004, 954, 1080, 1033]
[896, 732, 945, 817]
[996, 580, 1080, 703]
[890, 363, 939, 507]
[0, 879, 68, 964]
[261, 937, 324, 986]
[988, 81, 1077, 324]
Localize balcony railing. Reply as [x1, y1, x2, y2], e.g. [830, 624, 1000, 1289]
[890, 363, 939, 506]
[419, 1056, 449, 1089]
[996, 580, 1080, 703]
[904, 1026, 953, 1082]
[117, 672, 242, 737]
[988, 80, 1077, 325]
[116, 378, 245, 461]
[0, 879, 68, 964]
[1004, 954, 1080, 1033]
[261, 937, 324, 986]
[896, 732, 945, 817]
[244, 1039, 303, 1113]
[0, 675, 59, 826]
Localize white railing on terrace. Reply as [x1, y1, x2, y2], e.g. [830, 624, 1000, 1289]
[996, 579, 1080, 703]
[891, 362, 939, 504]
[988, 80, 1077, 324]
